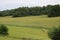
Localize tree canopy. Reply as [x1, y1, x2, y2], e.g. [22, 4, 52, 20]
[0, 4, 60, 17]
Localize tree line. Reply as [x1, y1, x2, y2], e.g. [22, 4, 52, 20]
[0, 4, 60, 17]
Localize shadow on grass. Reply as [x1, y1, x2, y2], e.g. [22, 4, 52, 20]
[5, 36, 40, 40]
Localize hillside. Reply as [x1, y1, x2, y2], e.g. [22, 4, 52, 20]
[0, 16, 60, 40]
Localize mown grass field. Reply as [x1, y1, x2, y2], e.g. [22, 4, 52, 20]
[0, 15, 60, 40]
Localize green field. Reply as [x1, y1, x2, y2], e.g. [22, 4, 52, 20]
[0, 15, 60, 40]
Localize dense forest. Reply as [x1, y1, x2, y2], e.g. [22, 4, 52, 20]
[0, 4, 60, 17]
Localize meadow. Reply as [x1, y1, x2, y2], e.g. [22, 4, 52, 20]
[0, 15, 60, 40]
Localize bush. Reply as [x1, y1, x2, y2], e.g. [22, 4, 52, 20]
[48, 26, 60, 40]
[0, 24, 8, 35]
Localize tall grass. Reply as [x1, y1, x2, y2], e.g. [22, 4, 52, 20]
[0, 16, 60, 40]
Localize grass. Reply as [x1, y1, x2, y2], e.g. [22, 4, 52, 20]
[0, 15, 60, 40]
[0, 26, 50, 40]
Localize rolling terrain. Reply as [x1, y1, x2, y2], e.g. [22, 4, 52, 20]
[0, 15, 60, 40]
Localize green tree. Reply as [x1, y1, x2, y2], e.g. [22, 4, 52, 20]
[48, 5, 60, 17]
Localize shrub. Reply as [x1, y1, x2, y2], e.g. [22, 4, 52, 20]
[48, 26, 60, 40]
[0, 24, 8, 35]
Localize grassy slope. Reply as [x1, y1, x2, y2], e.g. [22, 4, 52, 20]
[0, 15, 60, 40]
